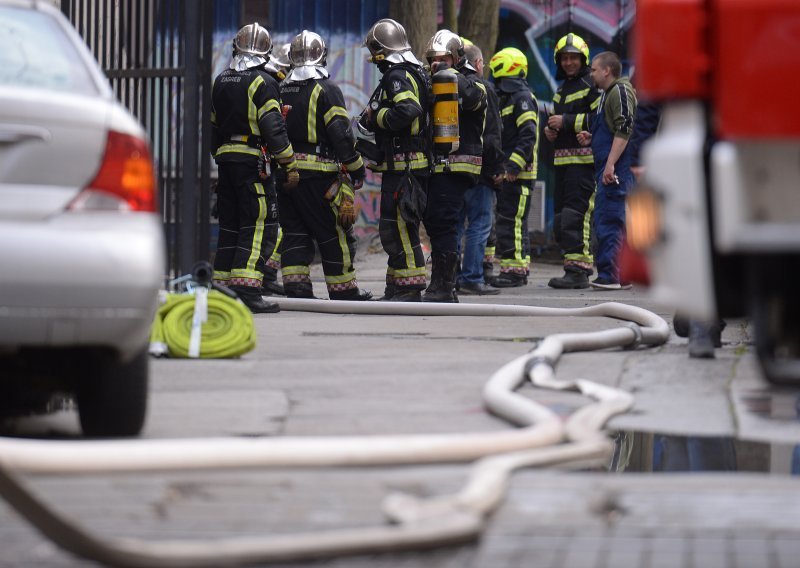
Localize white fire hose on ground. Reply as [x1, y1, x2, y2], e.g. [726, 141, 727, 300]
[0, 300, 668, 567]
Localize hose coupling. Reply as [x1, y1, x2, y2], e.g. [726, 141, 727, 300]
[523, 354, 554, 377]
[623, 322, 643, 350]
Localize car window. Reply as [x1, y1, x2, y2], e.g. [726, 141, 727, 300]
[0, 7, 99, 95]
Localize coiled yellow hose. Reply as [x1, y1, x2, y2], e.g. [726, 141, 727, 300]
[150, 290, 256, 358]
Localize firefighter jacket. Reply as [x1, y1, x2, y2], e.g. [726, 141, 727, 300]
[431, 68, 487, 178]
[363, 62, 432, 174]
[552, 66, 600, 167]
[280, 77, 365, 180]
[496, 77, 539, 181]
[211, 67, 295, 167]
[463, 68, 503, 183]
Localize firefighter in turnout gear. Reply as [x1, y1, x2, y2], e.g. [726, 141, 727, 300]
[545, 33, 600, 289]
[258, 41, 293, 298]
[488, 47, 539, 288]
[279, 30, 371, 300]
[361, 18, 432, 302]
[422, 29, 487, 303]
[210, 23, 298, 314]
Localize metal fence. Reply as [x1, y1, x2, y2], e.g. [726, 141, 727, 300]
[60, 0, 215, 277]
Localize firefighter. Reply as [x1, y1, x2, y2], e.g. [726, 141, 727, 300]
[544, 33, 600, 289]
[210, 23, 299, 314]
[488, 47, 539, 288]
[264, 42, 291, 82]
[361, 18, 432, 302]
[278, 30, 371, 300]
[258, 42, 292, 297]
[422, 30, 487, 302]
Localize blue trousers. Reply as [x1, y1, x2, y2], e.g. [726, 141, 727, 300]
[456, 183, 494, 284]
[593, 176, 631, 282]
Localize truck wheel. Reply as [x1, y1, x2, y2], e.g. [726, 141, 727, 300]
[76, 347, 149, 437]
[753, 292, 800, 386]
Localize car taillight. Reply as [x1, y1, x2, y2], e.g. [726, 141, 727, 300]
[68, 130, 157, 212]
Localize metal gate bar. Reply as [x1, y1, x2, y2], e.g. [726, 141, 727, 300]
[60, 0, 213, 278]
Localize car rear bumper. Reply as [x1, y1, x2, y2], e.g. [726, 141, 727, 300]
[0, 213, 165, 359]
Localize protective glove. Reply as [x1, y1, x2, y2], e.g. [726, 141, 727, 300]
[337, 183, 357, 230]
[282, 168, 300, 190]
[276, 155, 299, 190]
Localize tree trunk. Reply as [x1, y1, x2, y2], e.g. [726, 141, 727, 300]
[458, 0, 500, 74]
[443, 0, 458, 33]
[389, 0, 437, 61]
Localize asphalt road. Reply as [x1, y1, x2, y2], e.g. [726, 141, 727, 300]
[1, 250, 799, 568]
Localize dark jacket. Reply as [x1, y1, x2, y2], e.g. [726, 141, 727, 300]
[496, 77, 539, 181]
[628, 101, 661, 167]
[463, 68, 503, 184]
[552, 66, 600, 166]
[211, 67, 294, 166]
[280, 76, 365, 180]
[364, 62, 432, 174]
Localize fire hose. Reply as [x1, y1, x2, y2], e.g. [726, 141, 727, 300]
[149, 290, 256, 358]
[148, 261, 256, 359]
[0, 299, 669, 567]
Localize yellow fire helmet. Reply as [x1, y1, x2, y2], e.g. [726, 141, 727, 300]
[554, 33, 590, 66]
[489, 47, 528, 79]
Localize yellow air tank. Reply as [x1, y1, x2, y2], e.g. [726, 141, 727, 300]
[432, 69, 459, 156]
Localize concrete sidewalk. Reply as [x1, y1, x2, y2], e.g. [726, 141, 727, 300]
[2, 247, 800, 568]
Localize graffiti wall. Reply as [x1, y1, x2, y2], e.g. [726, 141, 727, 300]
[497, 0, 635, 103]
[211, 0, 637, 240]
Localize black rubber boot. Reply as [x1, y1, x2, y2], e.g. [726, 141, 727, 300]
[229, 285, 280, 314]
[284, 282, 317, 299]
[423, 252, 459, 303]
[330, 288, 374, 301]
[490, 272, 527, 288]
[261, 279, 286, 296]
[548, 269, 590, 289]
[389, 287, 422, 302]
[378, 283, 396, 301]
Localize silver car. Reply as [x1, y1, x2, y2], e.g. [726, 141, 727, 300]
[0, 1, 165, 436]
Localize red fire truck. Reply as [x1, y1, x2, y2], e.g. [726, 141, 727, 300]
[630, 0, 800, 383]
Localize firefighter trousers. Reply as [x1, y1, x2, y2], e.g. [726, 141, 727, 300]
[553, 163, 595, 273]
[379, 172, 428, 291]
[213, 159, 279, 289]
[495, 180, 531, 277]
[278, 175, 359, 297]
[424, 172, 472, 255]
